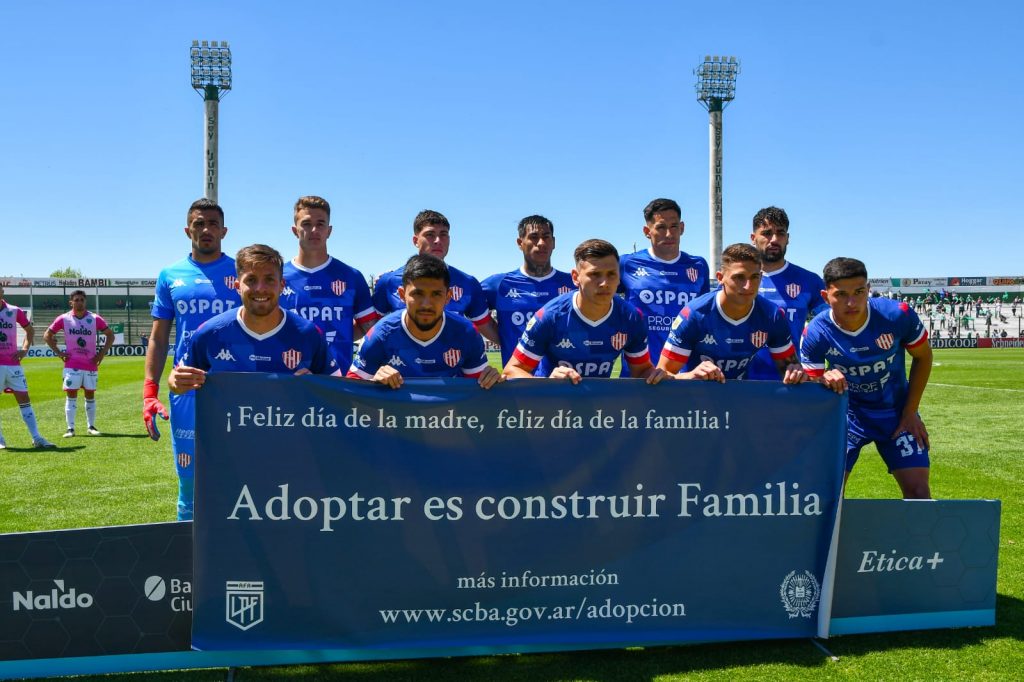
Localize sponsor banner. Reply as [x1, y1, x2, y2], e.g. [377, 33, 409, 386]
[868, 278, 894, 287]
[24, 344, 148, 359]
[990, 277, 1024, 286]
[948, 277, 987, 287]
[830, 500, 999, 635]
[0, 523, 192, 664]
[192, 375, 846, 653]
[930, 338, 979, 349]
[979, 337, 1024, 349]
[899, 277, 948, 287]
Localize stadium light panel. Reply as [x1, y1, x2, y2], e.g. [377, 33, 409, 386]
[191, 39, 232, 97]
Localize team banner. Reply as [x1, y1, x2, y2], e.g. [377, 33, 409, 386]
[192, 375, 846, 655]
[830, 500, 999, 634]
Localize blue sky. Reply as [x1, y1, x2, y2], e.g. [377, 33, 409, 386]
[1, 1, 1020, 280]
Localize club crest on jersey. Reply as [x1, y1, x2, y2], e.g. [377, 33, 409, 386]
[751, 330, 768, 348]
[558, 285, 573, 295]
[786, 283, 801, 298]
[331, 280, 347, 296]
[875, 333, 895, 350]
[282, 349, 302, 370]
[686, 267, 699, 282]
[177, 452, 192, 469]
[611, 332, 628, 351]
[443, 348, 461, 367]
[449, 286, 463, 301]
[224, 276, 237, 289]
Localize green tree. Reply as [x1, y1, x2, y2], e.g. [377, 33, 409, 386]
[50, 267, 83, 278]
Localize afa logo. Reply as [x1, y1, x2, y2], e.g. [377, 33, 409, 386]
[779, 570, 820, 618]
[671, 316, 683, 330]
[525, 316, 538, 331]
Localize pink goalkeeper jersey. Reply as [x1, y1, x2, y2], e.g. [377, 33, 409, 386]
[0, 302, 30, 366]
[48, 311, 108, 371]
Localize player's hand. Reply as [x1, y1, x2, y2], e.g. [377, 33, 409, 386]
[684, 360, 725, 383]
[293, 368, 311, 376]
[142, 378, 169, 441]
[894, 410, 930, 449]
[477, 366, 505, 389]
[16, 349, 27, 361]
[92, 352, 105, 367]
[373, 365, 404, 389]
[644, 367, 669, 385]
[168, 365, 207, 394]
[819, 369, 847, 394]
[549, 366, 582, 384]
[782, 364, 807, 384]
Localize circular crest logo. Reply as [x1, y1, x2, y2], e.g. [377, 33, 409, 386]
[779, 569, 820, 618]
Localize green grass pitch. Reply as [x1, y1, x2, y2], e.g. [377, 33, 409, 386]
[0, 350, 1021, 680]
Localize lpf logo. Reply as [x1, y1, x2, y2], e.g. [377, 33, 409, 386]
[226, 580, 264, 631]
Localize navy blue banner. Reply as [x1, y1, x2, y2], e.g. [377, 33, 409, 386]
[192, 376, 846, 655]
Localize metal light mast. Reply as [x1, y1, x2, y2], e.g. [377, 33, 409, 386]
[190, 40, 232, 202]
[695, 55, 740, 273]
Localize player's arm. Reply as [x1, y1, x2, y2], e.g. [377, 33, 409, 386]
[474, 316, 501, 345]
[467, 278, 500, 345]
[95, 322, 114, 366]
[622, 314, 665, 384]
[352, 279, 380, 341]
[799, 328, 846, 394]
[345, 331, 403, 388]
[631, 359, 668, 385]
[167, 332, 208, 395]
[43, 323, 66, 362]
[17, 320, 34, 361]
[895, 338, 933, 448]
[656, 313, 724, 382]
[461, 328, 504, 389]
[143, 318, 172, 439]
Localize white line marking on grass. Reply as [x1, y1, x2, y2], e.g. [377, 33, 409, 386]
[931, 383, 1024, 393]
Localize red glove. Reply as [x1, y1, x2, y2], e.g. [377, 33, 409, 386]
[143, 379, 169, 441]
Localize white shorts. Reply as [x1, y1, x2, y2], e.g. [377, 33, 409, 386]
[63, 368, 99, 392]
[0, 365, 28, 393]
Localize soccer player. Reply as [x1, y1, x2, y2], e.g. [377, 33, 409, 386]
[348, 255, 502, 389]
[372, 210, 499, 343]
[801, 257, 933, 499]
[619, 198, 710, 372]
[143, 198, 240, 520]
[281, 195, 378, 370]
[169, 244, 337, 394]
[43, 289, 115, 437]
[657, 244, 802, 382]
[503, 239, 666, 384]
[0, 286, 56, 449]
[481, 215, 574, 373]
[746, 206, 829, 380]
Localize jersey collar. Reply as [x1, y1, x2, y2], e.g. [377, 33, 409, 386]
[235, 307, 287, 341]
[518, 266, 558, 282]
[401, 311, 447, 347]
[829, 303, 872, 336]
[646, 248, 682, 265]
[571, 293, 613, 327]
[289, 256, 334, 274]
[714, 294, 755, 326]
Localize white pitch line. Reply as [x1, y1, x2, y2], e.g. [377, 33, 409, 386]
[931, 383, 1024, 393]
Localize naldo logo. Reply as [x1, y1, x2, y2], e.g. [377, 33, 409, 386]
[12, 579, 93, 611]
[144, 575, 193, 612]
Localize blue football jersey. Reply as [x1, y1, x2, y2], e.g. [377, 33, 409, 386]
[372, 263, 490, 324]
[513, 293, 650, 378]
[151, 254, 240, 365]
[662, 291, 795, 380]
[282, 257, 377, 370]
[619, 249, 710, 358]
[800, 297, 928, 412]
[184, 308, 336, 375]
[348, 311, 489, 379]
[748, 261, 829, 380]
[481, 267, 575, 368]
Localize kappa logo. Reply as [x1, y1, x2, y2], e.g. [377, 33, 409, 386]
[826, 346, 842, 357]
[282, 349, 302, 370]
[701, 334, 717, 345]
[449, 286, 464, 301]
[226, 581, 264, 631]
[214, 348, 236, 362]
[505, 288, 522, 299]
[282, 286, 296, 296]
[751, 330, 768, 348]
[331, 280, 347, 296]
[779, 570, 820, 618]
[876, 333, 895, 350]
[686, 267, 699, 283]
[610, 332, 628, 351]
[443, 348, 461, 368]
[170, 279, 186, 288]
[786, 283, 802, 298]
[555, 338, 575, 349]
[388, 355, 406, 367]
[633, 267, 650, 278]
[224, 276, 237, 289]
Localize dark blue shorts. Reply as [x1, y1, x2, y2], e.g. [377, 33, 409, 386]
[846, 408, 930, 473]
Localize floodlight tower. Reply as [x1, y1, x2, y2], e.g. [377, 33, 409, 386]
[190, 40, 232, 202]
[695, 55, 740, 273]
